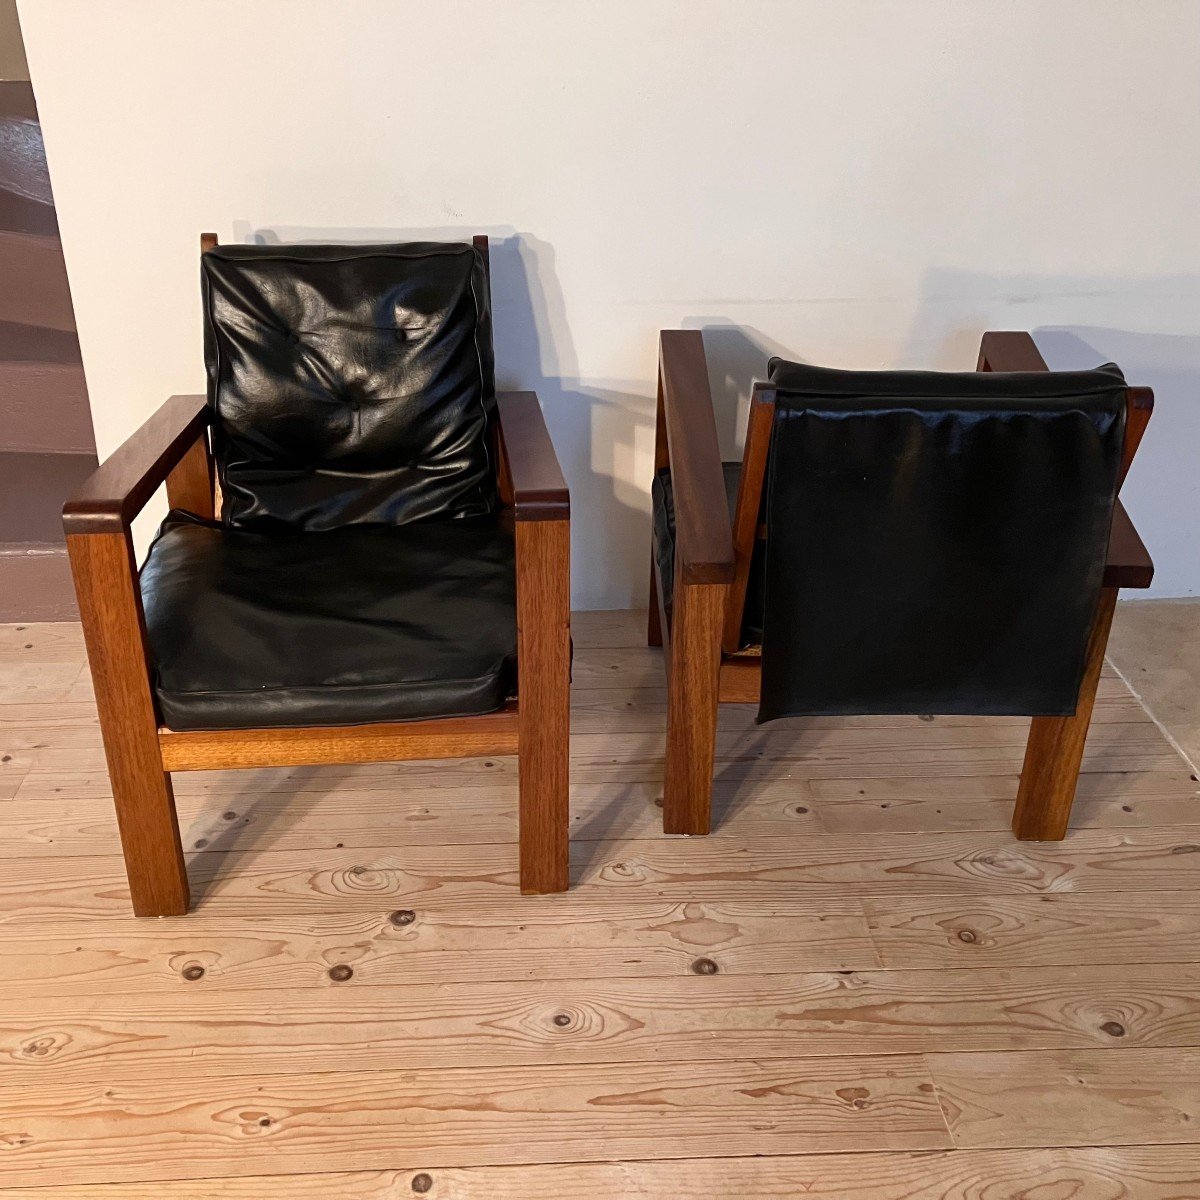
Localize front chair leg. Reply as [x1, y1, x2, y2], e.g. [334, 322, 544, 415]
[516, 518, 571, 893]
[663, 579, 724, 835]
[1013, 587, 1119, 840]
[68, 531, 189, 916]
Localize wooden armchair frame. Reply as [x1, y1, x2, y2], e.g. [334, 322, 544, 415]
[649, 329, 1153, 842]
[64, 234, 571, 917]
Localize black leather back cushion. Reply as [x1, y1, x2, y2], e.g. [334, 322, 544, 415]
[758, 358, 1126, 722]
[202, 242, 496, 530]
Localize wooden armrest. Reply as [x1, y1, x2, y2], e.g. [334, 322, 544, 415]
[659, 330, 734, 585]
[63, 394, 210, 534]
[978, 331, 1153, 587]
[977, 331, 1049, 373]
[495, 391, 569, 521]
[1105, 499, 1153, 589]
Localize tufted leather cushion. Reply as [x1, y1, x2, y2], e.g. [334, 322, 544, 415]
[202, 241, 496, 530]
[757, 358, 1126, 723]
[140, 512, 516, 730]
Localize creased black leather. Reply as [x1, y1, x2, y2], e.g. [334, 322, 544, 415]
[651, 462, 765, 646]
[140, 511, 516, 730]
[757, 359, 1126, 723]
[202, 241, 496, 530]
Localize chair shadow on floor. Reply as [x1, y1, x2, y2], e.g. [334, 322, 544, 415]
[179, 765, 402, 905]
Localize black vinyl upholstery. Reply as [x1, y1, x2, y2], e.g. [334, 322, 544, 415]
[141, 512, 516, 731]
[757, 358, 1126, 723]
[202, 242, 496, 531]
[140, 239, 517, 731]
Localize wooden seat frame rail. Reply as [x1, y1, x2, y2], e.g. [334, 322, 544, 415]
[648, 328, 1154, 841]
[64, 234, 571, 917]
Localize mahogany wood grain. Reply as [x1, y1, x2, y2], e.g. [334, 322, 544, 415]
[472, 232, 490, 275]
[722, 384, 774, 654]
[62, 394, 210, 533]
[200, 231, 218, 254]
[718, 653, 762, 704]
[662, 580, 724, 835]
[1013, 586, 1120, 840]
[658, 330, 734, 585]
[159, 706, 519, 772]
[164, 431, 215, 519]
[515, 516, 571, 893]
[1120, 385, 1154, 488]
[1105, 498, 1153, 588]
[65, 531, 188, 916]
[976, 330, 1049, 372]
[496, 391, 570, 521]
[647, 371, 669, 646]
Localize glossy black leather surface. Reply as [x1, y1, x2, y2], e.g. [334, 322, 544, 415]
[758, 359, 1126, 722]
[202, 242, 496, 530]
[140, 512, 516, 730]
[651, 462, 765, 645]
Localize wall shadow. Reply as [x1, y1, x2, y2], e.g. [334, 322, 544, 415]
[234, 221, 649, 610]
[904, 268, 1200, 598]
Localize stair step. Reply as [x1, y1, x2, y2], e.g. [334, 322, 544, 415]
[0, 543, 77, 621]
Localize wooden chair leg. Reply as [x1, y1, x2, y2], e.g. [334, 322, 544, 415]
[647, 551, 663, 647]
[67, 531, 189, 916]
[663, 580, 724, 835]
[1013, 587, 1119, 840]
[516, 518, 571, 893]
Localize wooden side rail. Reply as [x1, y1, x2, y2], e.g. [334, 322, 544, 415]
[496, 391, 570, 521]
[658, 330, 734, 586]
[61, 393, 210, 917]
[496, 389, 571, 893]
[62, 394, 211, 533]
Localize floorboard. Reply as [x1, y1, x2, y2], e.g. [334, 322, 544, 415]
[1, 1147, 1198, 1198]
[1, 609, 1197, 1192]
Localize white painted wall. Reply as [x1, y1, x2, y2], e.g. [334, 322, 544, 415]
[19, 0, 1200, 604]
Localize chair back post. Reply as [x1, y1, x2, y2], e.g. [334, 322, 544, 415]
[722, 381, 775, 654]
[1119, 386, 1153, 489]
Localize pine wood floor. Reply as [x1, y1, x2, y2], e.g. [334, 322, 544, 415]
[1, 610, 1199, 1197]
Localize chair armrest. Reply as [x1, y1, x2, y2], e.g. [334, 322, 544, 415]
[63, 394, 210, 534]
[658, 330, 734, 584]
[495, 391, 570, 521]
[977, 331, 1049, 372]
[1105, 499, 1153, 589]
[976, 331, 1154, 587]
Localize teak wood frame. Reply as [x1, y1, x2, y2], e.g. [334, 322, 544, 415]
[64, 234, 571, 917]
[649, 329, 1154, 841]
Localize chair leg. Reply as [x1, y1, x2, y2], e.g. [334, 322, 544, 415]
[647, 552, 663, 647]
[516, 518, 571, 893]
[663, 580, 724, 835]
[1013, 587, 1119, 840]
[67, 532, 189, 916]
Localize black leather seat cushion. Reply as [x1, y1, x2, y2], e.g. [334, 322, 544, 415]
[202, 242, 496, 531]
[758, 358, 1126, 722]
[140, 512, 517, 731]
[651, 462, 765, 647]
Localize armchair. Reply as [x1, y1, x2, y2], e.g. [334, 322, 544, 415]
[649, 329, 1153, 841]
[65, 235, 570, 916]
